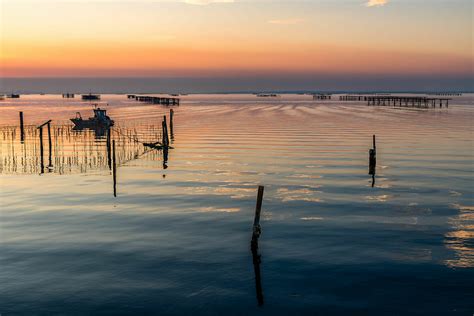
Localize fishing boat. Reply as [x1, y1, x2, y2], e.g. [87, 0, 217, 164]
[0, 94, 5, 101]
[71, 106, 114, 128]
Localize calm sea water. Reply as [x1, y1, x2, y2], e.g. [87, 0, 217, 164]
[1, 94, 473, 315]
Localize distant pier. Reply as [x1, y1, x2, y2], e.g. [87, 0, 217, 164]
[133, 95, 180, 106]
[367, 96, 450, 108]
[313, 94, 332, 100]
[427, 93, 462, 96]
[337, 94, 450, 108]
[339, 95, 366, 101]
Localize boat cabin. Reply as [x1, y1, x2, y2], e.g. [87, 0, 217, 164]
[94, 108, 108, 120]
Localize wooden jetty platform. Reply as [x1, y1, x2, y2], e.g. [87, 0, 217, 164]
[367, 96, 450, 108]
[338, 94, 450, 108]
[339, 95, 366, 101]
[82, 93, 101, 101]
[313, 94, 332, 100]
[428, 92, 462, 96]
[134, 95, 180, 106]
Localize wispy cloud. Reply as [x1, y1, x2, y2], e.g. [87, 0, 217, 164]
[366, 0, 389, 7]
[268, 18, 304, 25]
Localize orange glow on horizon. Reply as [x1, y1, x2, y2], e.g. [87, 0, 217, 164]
[2, 39, 471, 78]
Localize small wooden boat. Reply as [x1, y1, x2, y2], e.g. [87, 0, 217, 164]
[71, 107, 114, 128]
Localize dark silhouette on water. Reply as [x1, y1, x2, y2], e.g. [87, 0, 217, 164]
[81, 93, 101, 101]
[73, 125, 109, 138]
[107, 128, 112, 170]
[71, 107, 114, 129]
[251, 186, 265, 306]
[170, 109, 174, 142]
[251, 237, 264, 307]
[39, 125, 44, 174]
[112, 139, 117, 197]
[369, 135, 376, 187]
[19, 112, 25, 143]
[47, 121, 53, 169]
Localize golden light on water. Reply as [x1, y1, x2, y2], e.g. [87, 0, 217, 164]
[445, 205, 474, 268]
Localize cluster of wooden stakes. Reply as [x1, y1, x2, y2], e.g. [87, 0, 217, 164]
[18, 109, 176, 197]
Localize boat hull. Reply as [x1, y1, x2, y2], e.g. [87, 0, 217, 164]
[70, 118, 114, 129]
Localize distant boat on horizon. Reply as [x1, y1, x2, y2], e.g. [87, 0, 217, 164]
[256, 93, 280, 97]
[82, 93, 101, 101]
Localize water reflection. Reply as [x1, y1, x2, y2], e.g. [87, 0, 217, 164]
[0, 125, 165, 175]
[251, 235, 264, 306]
[72, 125, 108, 138]
[445, 204, 474, 268]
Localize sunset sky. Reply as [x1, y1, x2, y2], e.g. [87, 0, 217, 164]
[0, 0, 472, 91]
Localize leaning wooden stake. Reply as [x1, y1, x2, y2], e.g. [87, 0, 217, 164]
[162, 115, 169, 147]
[19, 112, 24, 142]
[251, 185, 265, 306]
[252, 186, 265, 239]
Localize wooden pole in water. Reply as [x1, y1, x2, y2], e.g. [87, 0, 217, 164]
[372, 135, 376, 152]
[107, 128, 112, 170]
[19, 112, 24, 142]
[163, 115, 169, 147]
[112, 139, 117, 197]
[251, 185, 265, 306]
[39, 126, 44, 174]
[162, 120, 166, 147]
[170, 109, 174, 137]
[253, 186, 265, 239]
[47, 121, 52, 168]
[369, 135, 376, 176]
